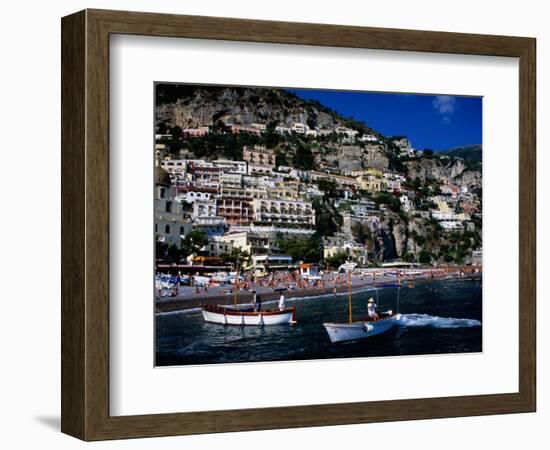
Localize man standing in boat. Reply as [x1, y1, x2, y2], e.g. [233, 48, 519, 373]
[252, 290, 262, 311]
[367, 298, 379, 321]
[278, 292, 286, 311]
[256, 292, 262, 311]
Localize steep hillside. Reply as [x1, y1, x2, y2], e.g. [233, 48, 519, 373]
[156, 84, 377, 134]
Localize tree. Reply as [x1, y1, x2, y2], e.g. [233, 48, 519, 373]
[374, 192, 401, 212]
[213, 119, 226, 132]
[316, 178, 338, 199]
[351, 222, 372, 245]
[419, 250, 433, 265]
[277, 235, 322, 263]
[409, 177, 422, 191]
[312, 198, 342, 237]
[167, 244, 180, 263]
[170, 125, 183, 140]
[155, 240, 169, 261]
[180, 231, 208, 258]
[293, 144, 315, 170]
[325, 252, 348, 268]
[220, 248, 250, 267]
[275, 149, 288, 167]
[156, 122, 168, 134]
[263, 128, 282, 148]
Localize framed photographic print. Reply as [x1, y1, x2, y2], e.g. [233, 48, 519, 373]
[61, 9, 536, 441]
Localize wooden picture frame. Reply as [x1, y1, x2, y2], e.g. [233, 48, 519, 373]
[61, 8, 536, 441]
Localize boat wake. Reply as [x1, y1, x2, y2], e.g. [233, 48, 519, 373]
[399, 314, 481, 328]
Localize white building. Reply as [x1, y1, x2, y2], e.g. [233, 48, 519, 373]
[383, 172, 406, 191]
[160, 159, 188, 175]
[360, 134, 378, 143]
[219, 231, 272, 255]
[177, 190, 213, 204]
[155, 183, 191, 245]
[323, 238, 368, 265]
[303, 185, 323, 199]
[252, 198, 315, 228]
[275, 125, 292, 134]
[192, 200, 217, 220]
[183, 126, 209, 137]
[193, 216, 226, 237]
[251, 254, 293, 270]
[439, 220, 463, 230]
[250, 123, 267, 131]
[201, 236, 233, 257]
[399, 194, 414, 212]
[248, 164, 274, 176]
[335, 126, 359, 140]
[291, 122, 308, 134]
[350, 201, 378, 216]
[219, 172, 243, 186]
[289, 168, 310, 181]
[213, 159, 248, 175]
[431, 211, 470, 222]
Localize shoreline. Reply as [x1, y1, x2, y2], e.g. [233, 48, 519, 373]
[155, 272, 482, 314]
[155, 282, 370, 313]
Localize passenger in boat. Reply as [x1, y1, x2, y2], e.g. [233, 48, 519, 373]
[251, 290, 257, 310]
[367, 298, 379, 321]
[278, 293, 286, 311]
[256, 293, 262, 311]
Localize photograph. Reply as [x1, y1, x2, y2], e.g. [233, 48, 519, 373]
[153, 83, 483, 366]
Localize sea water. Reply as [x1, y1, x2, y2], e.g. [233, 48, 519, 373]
[155, 279, 482, 366]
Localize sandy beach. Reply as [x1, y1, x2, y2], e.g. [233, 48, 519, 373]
[155, 268, 481, 313]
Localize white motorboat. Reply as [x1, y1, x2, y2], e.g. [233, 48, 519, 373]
[324, 260, 402, 343]
[324, 311, 402, 343]
[201, 304, 297, 326]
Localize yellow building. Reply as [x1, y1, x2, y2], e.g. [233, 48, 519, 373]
[357, 174, 384, 192]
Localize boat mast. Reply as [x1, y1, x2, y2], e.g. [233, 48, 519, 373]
[348, 268, 353, 324]
[397, 286, 400, 314]
[397, 270, 400, 314]
[234, 263, 239, 307]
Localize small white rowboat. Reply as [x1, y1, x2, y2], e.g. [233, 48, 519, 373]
[201, 304, 297, 326]
[323, 311, 402, 343]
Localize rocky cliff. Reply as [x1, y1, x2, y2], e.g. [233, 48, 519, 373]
[405, 155, 481, 189]
[156, 84, 372, 132]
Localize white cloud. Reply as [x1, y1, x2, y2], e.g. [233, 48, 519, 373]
[432, 95, 457, 123]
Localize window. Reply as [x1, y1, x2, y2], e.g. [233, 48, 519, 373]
[180, 226, 185, 235]
[165, 224, 170, 234]
[159, 187, 166, 199]
[155, 223, 158, 233]
[165, 201, 172, 212]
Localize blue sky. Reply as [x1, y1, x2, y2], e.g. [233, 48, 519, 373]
[286, 89, 482, 151]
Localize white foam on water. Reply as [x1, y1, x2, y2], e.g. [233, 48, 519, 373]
[156, 307, 202, 317]
[399, 313, 481, 328]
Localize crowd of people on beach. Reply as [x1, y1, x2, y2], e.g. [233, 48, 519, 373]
[155, 266, 482, 299]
